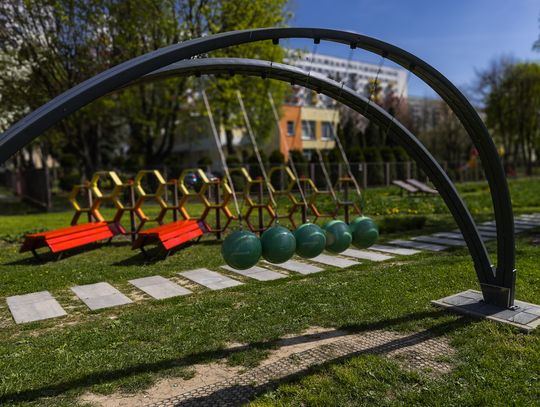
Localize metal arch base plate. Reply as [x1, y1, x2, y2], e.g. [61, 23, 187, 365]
[432, 290, 540, 333]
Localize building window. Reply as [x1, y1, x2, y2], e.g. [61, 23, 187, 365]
[321, 121, 334, 140]
[286, 120, 295, 136]
[301, 120, 316, 140]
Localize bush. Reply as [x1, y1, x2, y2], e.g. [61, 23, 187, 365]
[378, 215, 427, 233]
[348, 146, 365, 163]
[59, 172, 82, 192]
[289, 151, 308, 176]
[269, 149, 285, 165]
[380, 146, 396, 181]
[198, 156, 212, 167]
[393, 146, 410, 179]
[363, 147, 384, 185]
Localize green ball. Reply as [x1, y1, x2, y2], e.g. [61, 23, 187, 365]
[323, 220, 352, 253]
[293, 222, 326, 259]
[349, 216, 379, 249]
[261, 225, 296, 264]
[221, 230, 261, 270]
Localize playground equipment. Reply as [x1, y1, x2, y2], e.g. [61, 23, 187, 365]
[1, 27, 518, 308]
[323, 220, 353, 254]
[349, 216, 379, 249]
[20, 172, 126, 259]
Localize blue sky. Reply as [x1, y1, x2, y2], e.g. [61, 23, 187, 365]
[286, 0, 540, 97]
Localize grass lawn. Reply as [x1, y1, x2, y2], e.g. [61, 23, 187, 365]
[0, 177, 539, 406]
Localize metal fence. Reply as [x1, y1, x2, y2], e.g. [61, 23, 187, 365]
[0, 167, 52, 209]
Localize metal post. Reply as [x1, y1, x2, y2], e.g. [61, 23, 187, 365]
[344, 180, 350, 224]
[129, 180, 137, 242]
[301, 204, 307, 224]
[363, 163, 368, 188]
[215, 182, 221, 240]
[385, 162, 390, 186]
[172, 180, 179, 222]
[406, 161, 411, 179]
[258, 179, 264, 235]
[87, 185, 93, 223]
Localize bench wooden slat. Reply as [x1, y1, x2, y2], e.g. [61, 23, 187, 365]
[133, 220, 204, 252]
[406, 179, 438, 194]
[140, 220, 191, 235]
[162, 228, 204, 250]
[392, 180, 418, 193]
[47, 224, 112, 245]
[158, 222, 201, 241]
[27, 222, 106, 239]
[20, 221, 121, 256]
[49, 229, 114, 253]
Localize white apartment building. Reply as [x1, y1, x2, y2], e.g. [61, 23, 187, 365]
[285, 50, 408, 106]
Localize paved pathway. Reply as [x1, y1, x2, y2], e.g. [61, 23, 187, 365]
[130, 276, 192, 299]
[5, 212, 540, 324]
[71, 282, 132, 311]
[6, 291, 66, 324]
[179, 269, 243, 290]
[221, 265, 285, 281]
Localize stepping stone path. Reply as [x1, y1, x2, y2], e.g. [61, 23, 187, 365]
[370, 244, 420, 256]
[341, 248, 393, 262]
[5, 212, 540, 325]
[388, 239, 447, 252]
[309, 253, 359, 268]
[179, 268, 242, 290]
[129, 276, 191, 299]
[221, 265, 285, 281]
[71, 282, 132, 310]
[7, 291, 66, 324]
[268, 259, 323, 274]
[411, 236, 467, 247]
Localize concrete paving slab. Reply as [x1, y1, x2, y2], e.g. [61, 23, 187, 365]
[477, 225, 497, 232]
[432, 232, 468, 241]
[179, 268, 242, 290]
[388, 239, 448, 251]
[221, 265, 285, 281]
[268, 259, 324, 274]
[129, 276, 192, 299]
[432, 289, 540, 333]
[71, 282, 132, 310]
[369, 244, 420, 256]
[340, 248, 393, 262]
[411, 236, 467, 247]
[454, 229, 496, 239]
[7, 291, 67, 324]
[309, 254, 360, 268]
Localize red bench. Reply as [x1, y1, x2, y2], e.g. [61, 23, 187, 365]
[132, 219, 206, 256]
[20, 222, 124, 260]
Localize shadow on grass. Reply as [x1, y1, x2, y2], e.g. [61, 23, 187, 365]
[113, 239, 222, 266]
[4, 239, 132, 266]
[0, 308, 473, 404]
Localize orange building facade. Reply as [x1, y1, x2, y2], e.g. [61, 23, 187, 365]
[278, 104, 339, 160]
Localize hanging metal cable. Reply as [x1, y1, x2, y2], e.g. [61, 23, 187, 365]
[201, 88, 243, 225]
[236, 90, 278, 214]
[267, 90, 309, 211]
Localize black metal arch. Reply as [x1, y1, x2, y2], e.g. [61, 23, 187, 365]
[0, 28, 515, 307]
[141, 57, 493, 289]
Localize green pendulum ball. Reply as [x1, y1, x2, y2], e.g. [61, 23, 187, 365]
[261, 224, 296, 264]
[294, 222, 326, 259]
[323, 220, 352, 253]
[221, 229, 262, 270]
[349, 216, 379, 249]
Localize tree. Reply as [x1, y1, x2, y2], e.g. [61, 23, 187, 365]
[0, 0, 291, 177]
[203, 0, 290, 155]
[484, 63, 540, 174]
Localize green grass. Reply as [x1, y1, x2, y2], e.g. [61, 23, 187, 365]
[0, 178, 539, 405]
